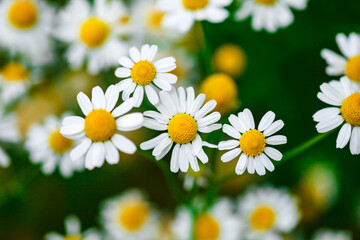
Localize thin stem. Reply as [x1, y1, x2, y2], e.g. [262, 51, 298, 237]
[198, 22, 213, 75]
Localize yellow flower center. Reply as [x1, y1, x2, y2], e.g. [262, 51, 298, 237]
[340, 92, 360, 126]
[168, 113, 198, 144]
[194, 213, 220, 240]
[80, 17, 110, 48]
[49, 129, 73, 154]
[255, 0, 278, 5]
[1, 62, 29, 82]
[64, 235, 83, 240]
[131, 60, 157, 86]
[213, 44, 247, 78]
[118, 202, 150, 232]
[239, 129, 266, 157]
[199, 73, 238, 114]
[250, 206, 276, 231]
[8, 0, 38, 30]
[182, 0, 209, 11]
[345, 54, 360, 83]
[119, 15, 131, 25]
[84, 109, 117, 142]
[147, 9, 165, 30]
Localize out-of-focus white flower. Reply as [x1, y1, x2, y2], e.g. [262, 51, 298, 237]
[0, 108, 20, 167]
[312, 229, 352, 240]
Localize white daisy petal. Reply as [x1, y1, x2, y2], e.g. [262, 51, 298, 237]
[247, 156, 255, 174]
[194, 100, 217, 120]
[336, 123, 352, 149]
[91, 86, 106, 109]
[179, 145, 189, 172]
[153, 136, 172, 157]
[77, 92, 93, 116]
[313, 107, 341, 122]
[264, 147, 283, 161]
[198, 124, 222, 133]
[263, 120, 285, 137]
[104, 141, 120, 165]
[243, 109, 255, 129]
[197, 112, 221, 127]
[170, 144, 180, 173]
[315, 115, 344, 133]
[196, 148, 209, 164]
[140, 133, 169, 150]
[260, 153, 275, 172]
[218, 140, 239, 150]
[133, 85, 144, 107]
[235, 154, 248, 175]
[192, 134, 202, 155]
[155, 141, 173, 160]
[118, 56, 134, 68]
[129, 46, 141, 62]
[70, 138, 92, 160]
[145, 85, 159, 105]
[223, 124, 241, 139]
[350, 127, 360, 155]
[266, 135, 287, 145]
[221, 148, 241, 162]
[105, 85, 120, 112]
[116, 113, 143, 131]
[229, 114, 246, 133]
[254, 155, 266, 176]
[115, 67, 131, 78]
[112, 98, 135, 118]
[112, 134, 137, 154]
[258, 111, 276, 131]
[156, 73, 178, 84]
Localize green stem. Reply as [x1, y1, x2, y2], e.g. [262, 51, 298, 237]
[198, 22, 213, 76]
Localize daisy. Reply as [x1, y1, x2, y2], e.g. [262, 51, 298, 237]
[172, 198, 242, 240]
[237, 186, 300, 238]
[0, 108, 20, 167]
[321, 33, 360, 84]
[140, 87, 222, 173]
[218, 109, 287, 176]
[25, 114, 85, 178]
[115, 44, 177, 107]
[45, 215, 101, 240]
[313, 77, 360, 155]
[101, 190, 159, 240]
[157, 0, 232, 33]
[60, 85, 143, 170]
[53, 0, 130, 75]
[235, 0, 307, 33]
[313, 229, 352, 240]
[0, 0, 53, 65]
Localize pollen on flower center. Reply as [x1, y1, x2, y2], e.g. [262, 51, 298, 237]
[118, 203, 150, 232]
[147, 9, 165, 30]
[131, 61, 157, 86]
[341, 92, 360, 126]
[80, 17, 110, 48]
[240, 129, 266, 156]
[84, 109, 116, 142]
[182, 0, 209, 11]
[194, 213, 220, 240]
[49, 130, 73, 154]
[345, 54, 360, 83]
[64, 235, 83, 240]
[8, 0, 38, 29]
[168, 113, 198, 144]
[255, 0, 278, 5]
[1, 62, 29, 82]
[250, 206, 276, 231]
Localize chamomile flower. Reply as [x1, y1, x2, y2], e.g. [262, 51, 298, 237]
[25, 114, 85, 178]
[0, 109, 20, 167]
[313, 77, 360, 155]
[219, 109, 287, 176]
[0, 0, 54, 65]
[313, 229, 352, 240]
[140, 87, 222, 173]
[321, 33, 360, 84]
[60, 85, 143, 170]
[0, 61, 31, 104]
[101, 190, 159, 240]
[115, 44, 177, 107]
[53, 0, 130, 75]
[172, 199, 242, 240]
[237, 186, 300, 238]
[235, 0, 307, 33]
[157, 0, 232, 33]
[45, 215, 101, 240]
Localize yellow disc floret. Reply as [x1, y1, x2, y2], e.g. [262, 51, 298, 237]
[80, 17, 110, 48]
[345, 55, 360, 83]
[194, 213, 220, 240]
[240, 129, 266, 157]
[131, 61, 157, 86]
[49, 129, 73, 154]
[147, 9, 165, 30]
[341, 92, 360, 126]
[250, 205, 276, 231]
[213, 44, 247, 78]
[64, 235, 83, 240]
[255, 0, 278, 5]
[168, 113, 198, 144]
[200, 73, 238, 115]
[84, 109, 116, 142]
[8, 0, 38, 30]
[1, 62, 29, 82]
[118, 202, 150, 232]
[182, 0, 209, 11]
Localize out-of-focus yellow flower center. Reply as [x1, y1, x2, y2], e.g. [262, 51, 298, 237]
[85, 109, 116, 142]
[8, 0, 38, 29]
[255, 0, 278, 5]
[341, 92, 360, 126]
[119, 15, 131, 25]
[194, 213, 220, 240]
[80, 17, 110, 48]
[213, 44, 247, 77]
[240, 129, 266, 157]
[64, 235, 83, 240]
[1, 62, 29, 82]
[147, 9, 165, 30]
[49, 129, 73, 154]
[345, 54, 360, 83]
[182, 0, 209, 11]
[250, 205, 276, 231]
[131, 60, 157, 86]
[118, 202, 150, 232]
[200, 73, 238, 114]
[168, 113, 198, 144]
